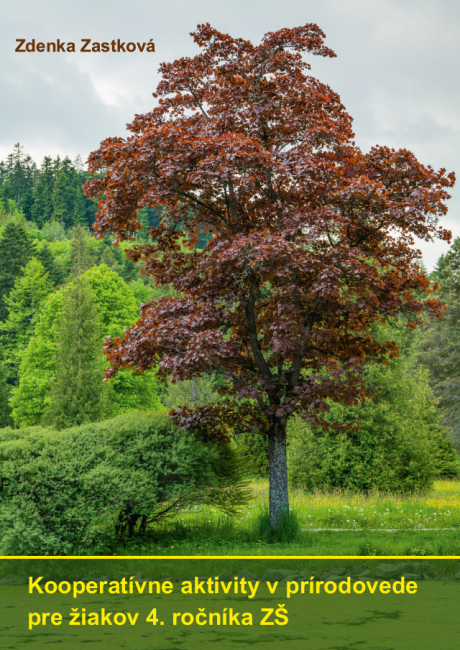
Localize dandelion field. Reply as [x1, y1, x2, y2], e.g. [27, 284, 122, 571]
[285, 480, 460, 531]
[114, 480, 460, 558]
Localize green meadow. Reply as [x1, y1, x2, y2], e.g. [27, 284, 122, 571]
[113, 480, 460, 558]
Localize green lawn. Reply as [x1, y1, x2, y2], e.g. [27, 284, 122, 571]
[112, 480, 460, 558]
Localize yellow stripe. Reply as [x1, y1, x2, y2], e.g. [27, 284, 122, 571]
[0, 555, 459, 560]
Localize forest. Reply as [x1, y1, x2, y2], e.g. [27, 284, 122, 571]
[0, 141, 458, 556]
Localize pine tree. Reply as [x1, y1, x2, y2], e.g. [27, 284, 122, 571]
[415, 238, 460, 449]
[42, 276, 109, 429]
[7, 144, 25, 206]
[52, 157, 75, 227]
[0, 160, 8, 184]
[8, 144, 36, 208]
[0, 183, 15, 211]
[73, 186, 88, 226]
[121, 256, 139, 283]
[21, 190, 35, 222]
[117, 243, 140, 283]
[69, 224, 94, 277]
[0, 344, 13, 427]
[0, 223, 36, 321]
[36, 241, 64, 286]
[100, 245, 123, 276]
[32, 157, 54, 227]
[0, 259, 53, 381]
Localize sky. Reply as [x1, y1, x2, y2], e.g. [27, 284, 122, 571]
[1, 0, 458, 268]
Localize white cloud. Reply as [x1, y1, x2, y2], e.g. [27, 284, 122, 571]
[1, 0, 458, 267]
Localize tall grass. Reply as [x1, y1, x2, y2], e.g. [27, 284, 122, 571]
[111, 480, 460, 557]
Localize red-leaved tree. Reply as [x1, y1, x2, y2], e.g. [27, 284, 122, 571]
[85, 23, 454, 525]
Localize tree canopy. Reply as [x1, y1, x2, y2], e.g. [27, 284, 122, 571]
[0, 223, 36, 321]
[85, 23, 455, 524]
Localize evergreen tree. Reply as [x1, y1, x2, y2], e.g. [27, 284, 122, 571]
[0, 181, 15, 208]
[31, 157, 54, 227]
[69, 224, 94, 277]
[120, 250, 139, 283]
[52, 157, 75, 227]
[0, 160, 8, 185]
[430, 253, 447, 283]
[11, 265, 161, 426]
[0, 344, 13, 427]
[0, 199, 25, 228]
[7, 144, 25, 206]
[100, 245, 122, 276]
[442, 237, 460, 271]
[415, 238, 460, 449]
[72, 156, 94, 227]
[42, 276, 109, 429]
[35, 241, 64, 286]
[21, 190, 35, 222]
[0, 223, 36, 321]
[0, 259, 53, 381]
[73, 186, 88, 225]
[5, 144, 37, 210]
[85, 194, 98, 227]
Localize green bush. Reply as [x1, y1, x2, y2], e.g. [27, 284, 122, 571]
[287, 362, 458, 493]
[431, 431, 460, 479]
[288, 409, 434, 494]
[234, 430, 269, 478]
[0, 411, 250, 555]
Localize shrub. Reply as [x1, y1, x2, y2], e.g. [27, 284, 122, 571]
[431, 431, 460, 479]
[234, 430, 269, 478]
[0, 411, 250, 555]
[287, 361, 458, 493]
[287, 409, 436, 494]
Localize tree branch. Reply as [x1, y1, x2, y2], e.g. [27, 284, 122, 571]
[245, 279, 272, 379]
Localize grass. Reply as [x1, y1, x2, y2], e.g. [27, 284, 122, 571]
[111, 479, 460, 558]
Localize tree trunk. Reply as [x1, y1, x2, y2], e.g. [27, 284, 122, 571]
[268, 418, 289, 527]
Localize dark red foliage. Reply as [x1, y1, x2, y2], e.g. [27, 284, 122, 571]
[85, 23, 454, 443]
